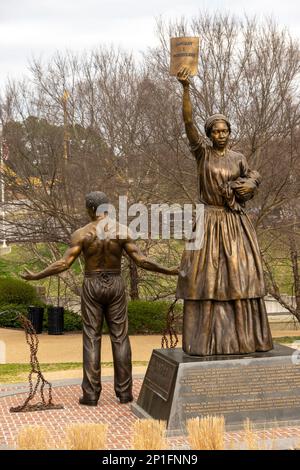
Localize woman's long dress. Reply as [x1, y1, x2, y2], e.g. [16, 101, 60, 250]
[176, 138, 273, 356]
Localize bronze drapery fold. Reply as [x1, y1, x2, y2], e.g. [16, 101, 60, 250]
[176, 143, 273, 355]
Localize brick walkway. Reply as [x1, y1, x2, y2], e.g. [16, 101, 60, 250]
[1, 378, 300, 450]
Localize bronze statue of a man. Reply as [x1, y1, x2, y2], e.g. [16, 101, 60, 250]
[21, 191, 178, 406]
[176, 67, 273, 356]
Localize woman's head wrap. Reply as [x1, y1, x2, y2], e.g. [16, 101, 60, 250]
[204, 114, 231, 137]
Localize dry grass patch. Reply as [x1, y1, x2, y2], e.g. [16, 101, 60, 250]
[65, 423, 107, 450]
[132, 419, 166, 450]
[16, 425, 50, 450]
[187, 415, 225, 450]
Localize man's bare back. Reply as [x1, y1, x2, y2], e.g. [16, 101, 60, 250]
[21, 215, 178, 280]
[77, 220, 126, 272]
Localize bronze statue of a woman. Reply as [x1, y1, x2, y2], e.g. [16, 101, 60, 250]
[176, 67, 273, 356]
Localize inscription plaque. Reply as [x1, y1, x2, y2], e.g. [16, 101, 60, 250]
[144, 351, 178, 401]
[132, 344, 300, 432]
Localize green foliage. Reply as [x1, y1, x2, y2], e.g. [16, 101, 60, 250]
[258, 231, 295, 296]
[127, 300, 182, 334]
[0, 244, 82, 297]
[0, 300, 182, 334]
[0, 244, 42, 278]
[0, 277, 38, 304]
[0, 303, 29, 328]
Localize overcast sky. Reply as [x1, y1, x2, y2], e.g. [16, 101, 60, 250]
[1, 0, 300, 87]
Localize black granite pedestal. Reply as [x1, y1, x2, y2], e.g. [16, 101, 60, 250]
[132, 344, 300, 433]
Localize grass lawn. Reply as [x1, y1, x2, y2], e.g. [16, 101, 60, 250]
[0, 361, 148, 383]
[1, 238, 295, 298]
[0, 243, 82, 299]
[2, 235, 297, 306]
[274, 336, 300, 344]
[0, 363, 82, 383]
[0, 242, 180, 302]
[258, 230, 296, 296]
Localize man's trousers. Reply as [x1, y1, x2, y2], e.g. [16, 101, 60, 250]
[81, 271, 132, 401]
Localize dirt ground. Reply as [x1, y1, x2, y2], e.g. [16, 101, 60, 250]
[0, 329, 169, 363]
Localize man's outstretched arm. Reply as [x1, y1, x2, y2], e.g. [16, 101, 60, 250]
[124, 240, 178, 275]
[20, 231, 83, 281]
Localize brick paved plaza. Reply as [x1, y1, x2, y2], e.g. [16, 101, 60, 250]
[1, 377, 300, 450]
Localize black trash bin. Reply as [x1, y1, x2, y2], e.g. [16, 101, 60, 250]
[27, 306, 44, 334]
[47, 306, 64, 335]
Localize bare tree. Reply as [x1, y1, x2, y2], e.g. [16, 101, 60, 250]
[1, 13, 300, 313]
